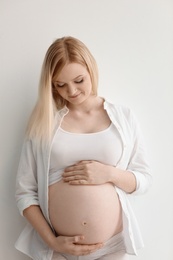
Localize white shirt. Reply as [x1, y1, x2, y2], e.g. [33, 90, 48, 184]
[49, 123, 122, 186]
[15, 100, 152, 260]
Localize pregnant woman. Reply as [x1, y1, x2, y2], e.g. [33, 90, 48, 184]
[15, 37, 152, 260]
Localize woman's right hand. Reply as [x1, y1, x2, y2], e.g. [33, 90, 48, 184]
[52, 235, 103, 256]
[23, 206, 103, 256]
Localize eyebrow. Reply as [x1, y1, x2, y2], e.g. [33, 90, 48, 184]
[55, 74, 84, 83]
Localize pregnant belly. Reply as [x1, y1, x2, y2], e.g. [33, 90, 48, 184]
[49, 180, 123, 244]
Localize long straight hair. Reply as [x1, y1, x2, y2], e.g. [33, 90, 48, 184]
[26, 36, 99, 142]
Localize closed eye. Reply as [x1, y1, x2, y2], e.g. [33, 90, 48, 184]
[75, 79, 83, 84]
[56, 83, 65, 88]
[54, 78, 84, 88]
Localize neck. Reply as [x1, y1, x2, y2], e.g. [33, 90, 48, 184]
[67, 95, 103, 114]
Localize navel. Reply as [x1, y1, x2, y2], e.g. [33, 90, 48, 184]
[82, 221, 87, 226]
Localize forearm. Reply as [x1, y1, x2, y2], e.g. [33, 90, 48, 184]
[23, 205, 56, 249]
[107, 166, 136, 193]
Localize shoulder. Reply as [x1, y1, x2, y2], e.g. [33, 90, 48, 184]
[104, 99, 132, 119]
[103, 98, 139, 133]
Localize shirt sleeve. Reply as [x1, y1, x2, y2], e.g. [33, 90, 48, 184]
[15, 139, 39, 216]
[126, 109, 152, 195]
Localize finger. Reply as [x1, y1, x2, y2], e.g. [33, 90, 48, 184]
[69, 180, 88, 185]
[62, 170, 80, 177]
[69, 235, 85, 244]
[77, 160, 92, 165]
[63, 167, 87, 178]
[78, 243, 103, 254]
[71, 242, 104, 256]
[64, 165, 84, 174]
[65, 164, 84, 171]
[86, 243, 104, 251]
[63, 175, 87, 182]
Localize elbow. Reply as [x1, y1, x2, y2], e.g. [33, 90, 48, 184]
[131, 171, 153, 195]
[16, 196, 39, 217]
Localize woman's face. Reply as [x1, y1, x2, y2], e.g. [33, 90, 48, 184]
[53, 63, 93, 107]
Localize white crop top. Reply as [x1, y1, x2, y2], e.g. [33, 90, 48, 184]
[49, 123, 123, 186]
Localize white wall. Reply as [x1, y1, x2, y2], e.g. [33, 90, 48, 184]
[1, 0, 173, 259]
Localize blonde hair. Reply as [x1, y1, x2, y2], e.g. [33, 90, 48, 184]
[26, 36, 99, 142]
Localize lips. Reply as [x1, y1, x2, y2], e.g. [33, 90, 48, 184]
[69, 92, 81, 99]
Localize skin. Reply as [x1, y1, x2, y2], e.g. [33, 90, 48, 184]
[53, 63, 136, 193]
[24, 62, 136, 256]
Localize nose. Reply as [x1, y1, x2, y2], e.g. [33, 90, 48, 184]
[67, 84, 77, 96]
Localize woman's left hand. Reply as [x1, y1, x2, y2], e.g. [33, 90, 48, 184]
[62, 161, 110, 185]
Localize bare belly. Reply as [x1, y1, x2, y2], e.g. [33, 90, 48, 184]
[49, 180, 123, 244]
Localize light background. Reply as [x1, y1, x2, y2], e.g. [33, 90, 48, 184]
[0, 0, 173, 259]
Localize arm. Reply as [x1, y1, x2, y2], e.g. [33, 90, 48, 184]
[63, 108, 152, 195]
[16, 140, 56, 247]
[23, 205, 57, 249]
[16, 141, 103, 255]
[15, 140, 39, 215]
[107, 166, 136, 193]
